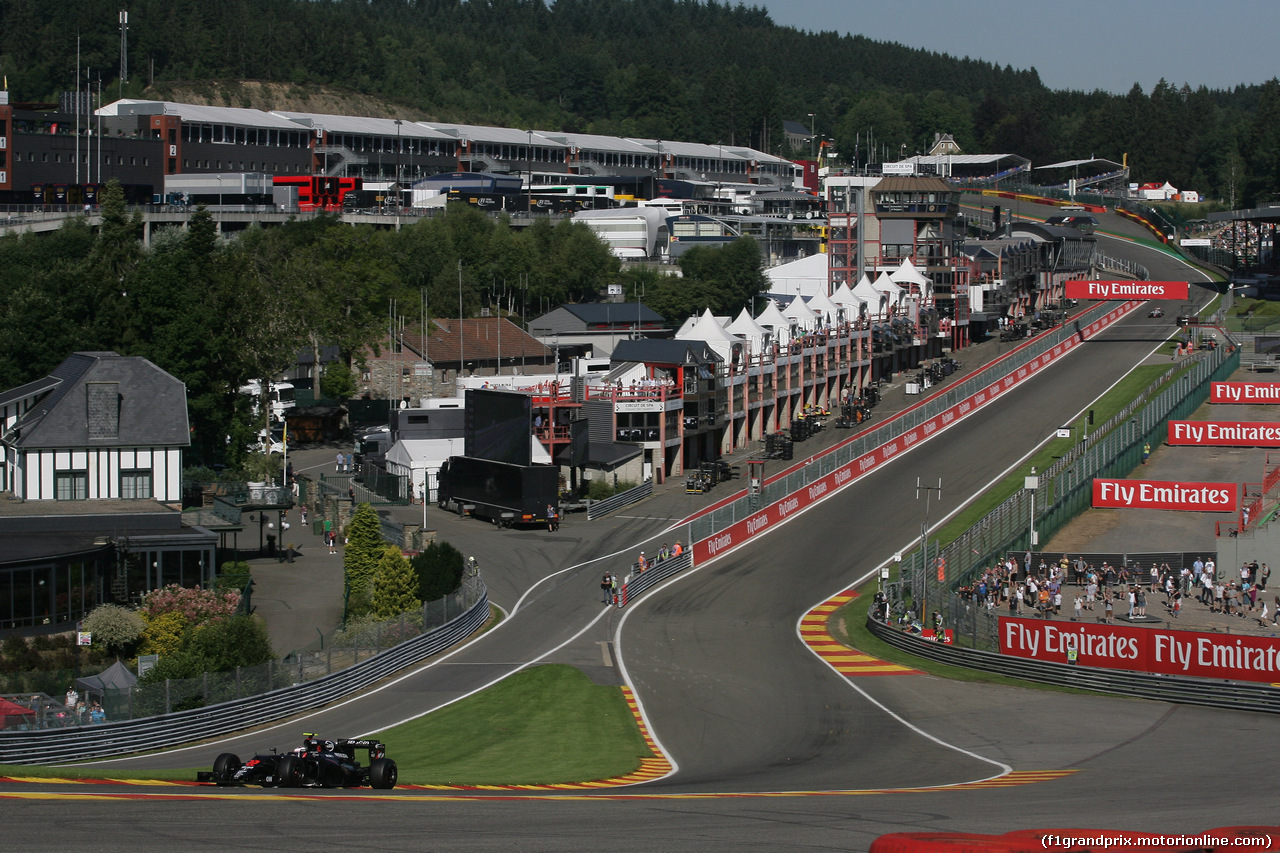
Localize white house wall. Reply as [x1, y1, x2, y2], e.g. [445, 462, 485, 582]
[19, 446, 182, 501]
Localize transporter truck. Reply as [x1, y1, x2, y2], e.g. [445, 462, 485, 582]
[436, 456, 558, 528]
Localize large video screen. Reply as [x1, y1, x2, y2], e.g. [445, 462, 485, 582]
[465, 389, 532, 466]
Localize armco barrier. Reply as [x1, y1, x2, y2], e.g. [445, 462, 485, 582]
[0, 590, 489, 764]
[587, 480, 653, 520]
[867, 615, 1280, 715]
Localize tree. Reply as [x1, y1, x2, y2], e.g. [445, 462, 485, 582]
[344, 503, 385, 600]
[410, 540, 466, 602]
[371, 546, 420, 618]
[82, 604, 146, 658]
[320, 362, 357, 400]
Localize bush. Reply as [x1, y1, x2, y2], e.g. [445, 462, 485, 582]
[139, 614, 274, 682]
[140, 584, 240, 624]
[586, 478, 639, 500]
[82, 604, 146, 657]
[138, 611, 189, 659]
[410, 540, 465, 603]
[214, 561, 252, 593]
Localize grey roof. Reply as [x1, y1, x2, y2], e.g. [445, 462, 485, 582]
[0, 375, 60, 408]
[5, 352, 190, 449]
[611, 338, 723, 366]
[555, 441, 641, 469]
[558, 303, 666, 327]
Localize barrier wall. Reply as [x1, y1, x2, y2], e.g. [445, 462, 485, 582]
[689, 302, 1139, 567]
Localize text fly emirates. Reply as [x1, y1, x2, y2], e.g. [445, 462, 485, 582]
[1095, 481, 1233, 506]
[1004, 622, 1139, 660]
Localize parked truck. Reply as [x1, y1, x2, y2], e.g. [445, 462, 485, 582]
[436, 456, 558, 528]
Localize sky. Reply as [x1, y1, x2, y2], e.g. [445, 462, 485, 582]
[757, 0, 1279, 95]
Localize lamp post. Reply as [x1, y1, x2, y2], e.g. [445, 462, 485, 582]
[1025, 467, 1039, 549]
[916, 477, 942, 621]
[807, 112, 816, 158]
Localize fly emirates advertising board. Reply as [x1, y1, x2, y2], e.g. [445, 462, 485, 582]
[1091, 478, 1237, 512]
[1063, 280, 1189, 300]
[1000, 617, 1280, 683]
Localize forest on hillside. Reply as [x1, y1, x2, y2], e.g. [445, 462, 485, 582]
[3, 0, 1280, 205]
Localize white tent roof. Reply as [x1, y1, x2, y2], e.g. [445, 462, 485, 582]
[762, 252, 830, 299]
[727, 307, 771, 350]
[679, 308, 743, 364]
[830, 281, 866, 317]
[781, 293, 818, 330]
[873, 271, 904, 303]
[805, 289, 841, 326]
[890, 259, 930, 287]
[755, 299, 797, 343]
[853, 274, 889, 316]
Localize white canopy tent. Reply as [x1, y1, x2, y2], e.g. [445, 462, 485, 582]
[727, 307, 771, 355]
[762, 252, 830, 299]
[781, 293, 819, 332]
[678, 308, 745, 365]
[755, 299, 798, 345]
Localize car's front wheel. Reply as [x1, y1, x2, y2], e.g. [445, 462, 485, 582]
[369, 757, 398, 789]
[212, 752, 240, 784]
[275, 754, 303, 787]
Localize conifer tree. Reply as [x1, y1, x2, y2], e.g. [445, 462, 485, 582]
[343, 503, 385, 599]
[371, 546, 420, 619]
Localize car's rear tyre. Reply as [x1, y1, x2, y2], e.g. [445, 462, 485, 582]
[276, 754, 302, 787]
[212, 752, 240, 783]
[369, 757, 398, 790]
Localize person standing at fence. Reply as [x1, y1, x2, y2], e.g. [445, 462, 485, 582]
[637, 551, 647, 573]
[610, 572, 620, 604]
[602, 572, 613, 604]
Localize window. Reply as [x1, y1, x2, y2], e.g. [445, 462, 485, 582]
[120, 470, 152, 499]
[55, 471, 88, 501]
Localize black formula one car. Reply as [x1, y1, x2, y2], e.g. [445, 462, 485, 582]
[197, 733, 398, 789]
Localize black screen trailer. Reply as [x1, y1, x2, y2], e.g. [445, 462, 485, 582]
[436, 455, 558, 528]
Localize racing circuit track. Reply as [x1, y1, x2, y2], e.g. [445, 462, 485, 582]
[4, 200, 1274, 851]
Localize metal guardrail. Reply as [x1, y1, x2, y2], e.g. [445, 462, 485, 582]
[0, 587, 489, 764]
[618, 553, 692, 605]
[586, 480, 654, 520]
[867, 616, 1280, 714]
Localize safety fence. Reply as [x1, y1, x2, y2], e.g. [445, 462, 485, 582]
[616, 552, 692, 606]
[586, 480, 653, 520]
[684, 301, 1117, 546]
[0, 575, 489, 764]
[892, 338, 1240, 649]
[867, 617, 1280, 715]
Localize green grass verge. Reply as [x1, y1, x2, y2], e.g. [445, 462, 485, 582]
[370, 664, 650, 785]
[0, 664, 651, 786]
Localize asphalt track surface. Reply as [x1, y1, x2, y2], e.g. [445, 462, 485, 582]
[6, 201, 1271, 851]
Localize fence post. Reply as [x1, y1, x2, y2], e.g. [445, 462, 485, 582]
[165, 679, 171, 715]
